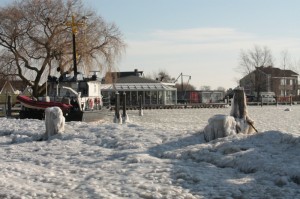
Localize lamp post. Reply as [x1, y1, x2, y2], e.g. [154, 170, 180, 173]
[66, 15, 86, 81]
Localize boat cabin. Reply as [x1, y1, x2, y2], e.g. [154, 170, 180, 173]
[47, 74, 103, 111]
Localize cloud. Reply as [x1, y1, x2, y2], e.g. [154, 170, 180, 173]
[126, 27, 254, 56]
[151, 27, 253, 43]
[121, 27, 300, 89]
[126, 28, 300, 59]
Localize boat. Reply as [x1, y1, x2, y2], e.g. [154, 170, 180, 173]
[18, 73, 112, 122]
[17, 95, 72, 111]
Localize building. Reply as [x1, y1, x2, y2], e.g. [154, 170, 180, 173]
[240, 66, 299, 98]
[101, 69, 177, 106]
[0, 80, 28, 105]
[0, 79, 28, 95]
[177, 90, 224, 103]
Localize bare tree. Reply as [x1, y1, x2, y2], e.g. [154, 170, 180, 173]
[280, 50, 300, 74]
[150, 69, 174, 82]
[238, 45, 273, 75]
[0, 0, 125, 97]
[217, 86, 226, 92]
[200, 86, 211, 91]
[238, 45, 274, 97]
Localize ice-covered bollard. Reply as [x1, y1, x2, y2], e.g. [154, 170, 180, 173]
[45, 107, 65, 140]
[203, 87, 256, 142]
[203, 115, 237, 142]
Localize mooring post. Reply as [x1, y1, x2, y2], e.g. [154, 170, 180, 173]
[261, 97, 263, 107]
[7, 94, 12, 117]
[122, 92, 126, 118]
[290, 96, 292, 106]
[115, 92, 120, 119]
[139, 95, 143, 116]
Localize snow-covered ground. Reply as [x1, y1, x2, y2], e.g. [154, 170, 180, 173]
[0, 105, 300, 199]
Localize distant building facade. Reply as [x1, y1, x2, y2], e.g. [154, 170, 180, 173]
[177, 90, 224, 104]
[240, 66, 299, 97]
[102, 69, 177, 106]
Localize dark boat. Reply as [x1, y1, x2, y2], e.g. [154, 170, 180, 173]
[18, 73, 111, 122]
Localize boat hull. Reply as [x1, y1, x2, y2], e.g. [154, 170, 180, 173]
[19, 107, 112, 122]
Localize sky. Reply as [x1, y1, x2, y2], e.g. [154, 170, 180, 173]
[1, 0, 300, 90]
[83, 0, 300, 90]
[1, 105, 300, 198]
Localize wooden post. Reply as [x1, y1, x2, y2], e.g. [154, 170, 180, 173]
[261, 97, 263, 107]
[7, 95, 12, 117]
[231, 88, 247, 119]
[290, 96, 292, 106]
[115, 92, 120, 119]
[122, 92, 126, 118]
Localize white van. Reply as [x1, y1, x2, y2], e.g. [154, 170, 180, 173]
[259, 92, 276, 103]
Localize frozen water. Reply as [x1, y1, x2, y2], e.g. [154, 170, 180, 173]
[0, 105, 299, 198]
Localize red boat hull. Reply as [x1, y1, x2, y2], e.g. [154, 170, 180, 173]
[17, 95, 72, 112]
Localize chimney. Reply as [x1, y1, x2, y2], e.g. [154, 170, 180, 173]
[134, 69, 139, 76]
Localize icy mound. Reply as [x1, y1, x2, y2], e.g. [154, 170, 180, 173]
[203, 115, 237, 142]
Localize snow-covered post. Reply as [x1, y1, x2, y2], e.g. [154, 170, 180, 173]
[44, 107, 65, 140]
[230, 87, 256, 134]
[114, 92, 122, 123]
[122, 92, 129, 122]
[139, 95, 143, 116]
[203, 87, 256, 142]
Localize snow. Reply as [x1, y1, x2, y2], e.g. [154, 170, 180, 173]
[203, 115, 237, 141]
[45, 107, 65, 140]
[0, 105, 300, 198]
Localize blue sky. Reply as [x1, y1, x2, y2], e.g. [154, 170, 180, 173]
[2, 0, 300, 89]
[84, 0, 300, 89]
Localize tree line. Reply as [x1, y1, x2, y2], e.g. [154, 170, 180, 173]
[0, 0, 125, 97]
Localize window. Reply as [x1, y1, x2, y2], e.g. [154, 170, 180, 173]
[280, 79, 286, 85]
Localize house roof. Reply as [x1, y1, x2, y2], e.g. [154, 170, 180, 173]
[257, 66, 298, 77]
[0, 80, 27, 93]
[116, 75, 159, 84]
[105, 69, 144, 80]
[0, 81, 15, 94]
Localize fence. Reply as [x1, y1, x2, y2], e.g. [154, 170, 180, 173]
[0, 94, 22, 117]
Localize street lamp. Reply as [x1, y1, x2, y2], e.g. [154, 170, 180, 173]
[66, 15, 86, 81]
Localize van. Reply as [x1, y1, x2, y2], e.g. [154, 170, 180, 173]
[259, 92, 276, 103]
